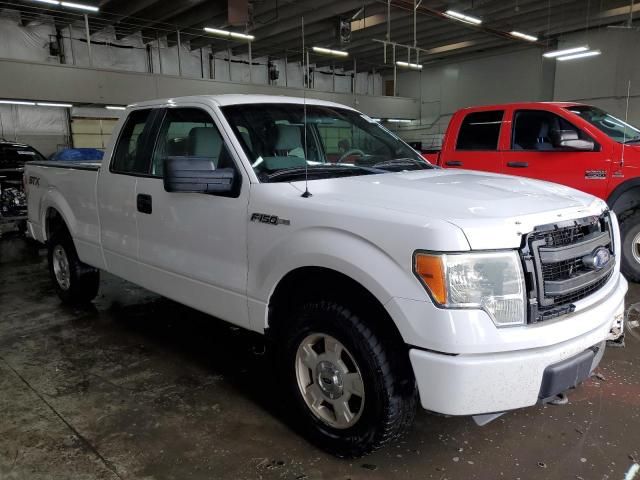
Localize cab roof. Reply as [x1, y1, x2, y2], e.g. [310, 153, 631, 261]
[129, 94, 356, 111]
[457, 101, 587, 111]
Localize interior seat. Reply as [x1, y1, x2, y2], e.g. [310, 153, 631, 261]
[275, 124, 305, 158]
[188, 127, 223, 166]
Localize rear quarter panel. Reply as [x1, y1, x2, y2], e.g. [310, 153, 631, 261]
[26, 162, 104, 269]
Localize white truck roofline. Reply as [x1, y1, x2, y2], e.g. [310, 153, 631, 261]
[128, 94, 359, 111]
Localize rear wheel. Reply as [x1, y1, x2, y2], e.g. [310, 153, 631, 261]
[47, 231, 99, 304]
[278, 299, 417, 457]
[620, 210, 640, 282]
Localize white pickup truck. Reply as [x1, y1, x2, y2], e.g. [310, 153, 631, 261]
[26, 94, 627, 457]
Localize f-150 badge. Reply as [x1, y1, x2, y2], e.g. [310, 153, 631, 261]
[251, 213, 291, 226]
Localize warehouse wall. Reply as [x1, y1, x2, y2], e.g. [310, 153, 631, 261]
[554, 28, 640, 126]
[0, 9, 383, 96]
[0, 105, 69, 156]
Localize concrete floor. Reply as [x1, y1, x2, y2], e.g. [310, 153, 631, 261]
[0, 233, 639, 480]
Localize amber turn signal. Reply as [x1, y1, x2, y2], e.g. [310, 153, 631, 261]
[414, 254, 447, 304]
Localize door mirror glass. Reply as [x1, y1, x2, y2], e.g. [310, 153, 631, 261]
[163, 156, 236, 194]
[551, 129, 595, 151]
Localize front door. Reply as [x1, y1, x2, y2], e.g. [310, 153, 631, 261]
[134, 105, 251, 328]
[503, 108, 610, 198]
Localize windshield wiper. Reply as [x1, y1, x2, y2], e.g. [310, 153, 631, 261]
[264, 165, 383, 182]
[370, 158, 435, 171]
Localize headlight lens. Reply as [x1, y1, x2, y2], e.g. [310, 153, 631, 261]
[414, 251, 526, 326]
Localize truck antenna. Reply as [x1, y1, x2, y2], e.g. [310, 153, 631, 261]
[621, 79, 631, 169]
[301, 15, 312, 198]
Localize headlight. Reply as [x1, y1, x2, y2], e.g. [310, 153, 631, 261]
[413, 251, 526, 326]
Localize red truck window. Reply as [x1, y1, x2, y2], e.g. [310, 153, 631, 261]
[456, 110, 504, 151]
[512, 110, 595, 151]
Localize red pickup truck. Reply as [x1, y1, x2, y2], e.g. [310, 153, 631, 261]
[433, 102, 640, 281]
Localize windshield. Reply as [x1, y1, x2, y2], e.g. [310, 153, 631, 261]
[567, 106, 640, 143]
[221, 103, 432, 182]
[0, 144, 45, 168]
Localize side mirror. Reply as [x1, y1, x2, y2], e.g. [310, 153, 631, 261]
[163, 156, 236, 194]
[551, 130, 595, 151]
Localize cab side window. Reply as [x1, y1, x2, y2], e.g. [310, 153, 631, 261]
[456, 110, 504, 151]
[151, 108, 232, 177]
[512, 110, 594, 151]
[111, 109, 153, 174]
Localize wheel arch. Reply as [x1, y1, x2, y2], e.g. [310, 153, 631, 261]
[607, 178, 640, 217]
[267, 266, 407, 354]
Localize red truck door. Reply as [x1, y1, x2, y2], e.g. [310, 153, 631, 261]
[441, 109, 506, 173]
[502, 108, 610, 199]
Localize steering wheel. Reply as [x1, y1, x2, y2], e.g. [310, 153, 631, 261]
[337, 148, 366, 163]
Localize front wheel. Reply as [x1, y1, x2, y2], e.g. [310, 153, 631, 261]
[47, 233, 100, 304]
[278, 300, 417, 457]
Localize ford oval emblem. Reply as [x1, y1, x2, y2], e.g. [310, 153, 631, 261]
[584, 247, 611, 270]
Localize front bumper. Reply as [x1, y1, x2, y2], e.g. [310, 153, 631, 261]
[407, 274, 627, 416]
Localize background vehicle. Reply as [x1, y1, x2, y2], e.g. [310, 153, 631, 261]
[25, 95, 626, 457]
[0, 139, 44, 235]
[435, 102, 640, 281]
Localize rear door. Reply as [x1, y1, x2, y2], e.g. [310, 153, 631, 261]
[504, 108, 609, 198]
[441, 109, 505, 173]
[97, 107, 159, 280]
[133, 104, 251, 329]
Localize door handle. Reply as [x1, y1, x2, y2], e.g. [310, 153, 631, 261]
[507, 161, 528, 168]
[137, 193, 152, 214]
[445, 160, 463, 167]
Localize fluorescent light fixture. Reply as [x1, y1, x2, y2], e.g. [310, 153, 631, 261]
[444, 10, 482, 25]
[543, 46, 588, 58]
[510, 31, 538, 42]
[557, 49, 601, 61]
[0, 100, 36, 106]
[203, 27, 254, 41]
[387, 118, 412, 123]
[37, 102, 73, 108]
[396, 61, 423, 70]
[60, 1, 98, 11]
[105, 105, 126, 110]
[32, 0, 61, 5]
[312, 46, 349, 57]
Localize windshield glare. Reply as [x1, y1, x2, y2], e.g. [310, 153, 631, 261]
[221, 103, 430, 181]
[567, 106, 640, 143]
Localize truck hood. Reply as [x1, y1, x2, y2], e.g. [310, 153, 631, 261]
[290, 169, 607, 250]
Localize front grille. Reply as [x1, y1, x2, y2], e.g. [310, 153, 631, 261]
[521, 212, 614, 323]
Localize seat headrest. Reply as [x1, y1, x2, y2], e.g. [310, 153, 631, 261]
[275, 124, 302, 151]
[188, 127, 222, 159]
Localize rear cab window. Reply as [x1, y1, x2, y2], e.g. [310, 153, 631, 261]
[456, 110, 504, 151]
[110, 109, 154, 174]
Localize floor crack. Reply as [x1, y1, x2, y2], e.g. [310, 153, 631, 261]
[0, 355, 124, 480]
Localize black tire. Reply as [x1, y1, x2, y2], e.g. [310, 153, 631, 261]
[620, 210, 640, 282]
[278, 299, 417, 457]
[47, 230, 100, 304]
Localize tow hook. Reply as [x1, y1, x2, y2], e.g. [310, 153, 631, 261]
[472, 412, 505, 426]
[607, 308, 626, 347]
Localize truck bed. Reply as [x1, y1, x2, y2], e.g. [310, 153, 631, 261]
[25, 160, 104, 269]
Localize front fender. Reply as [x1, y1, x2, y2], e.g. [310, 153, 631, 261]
[248, 226, 430, 331]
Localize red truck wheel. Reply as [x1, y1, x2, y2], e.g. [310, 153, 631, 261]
[620, 211, 640, 282]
